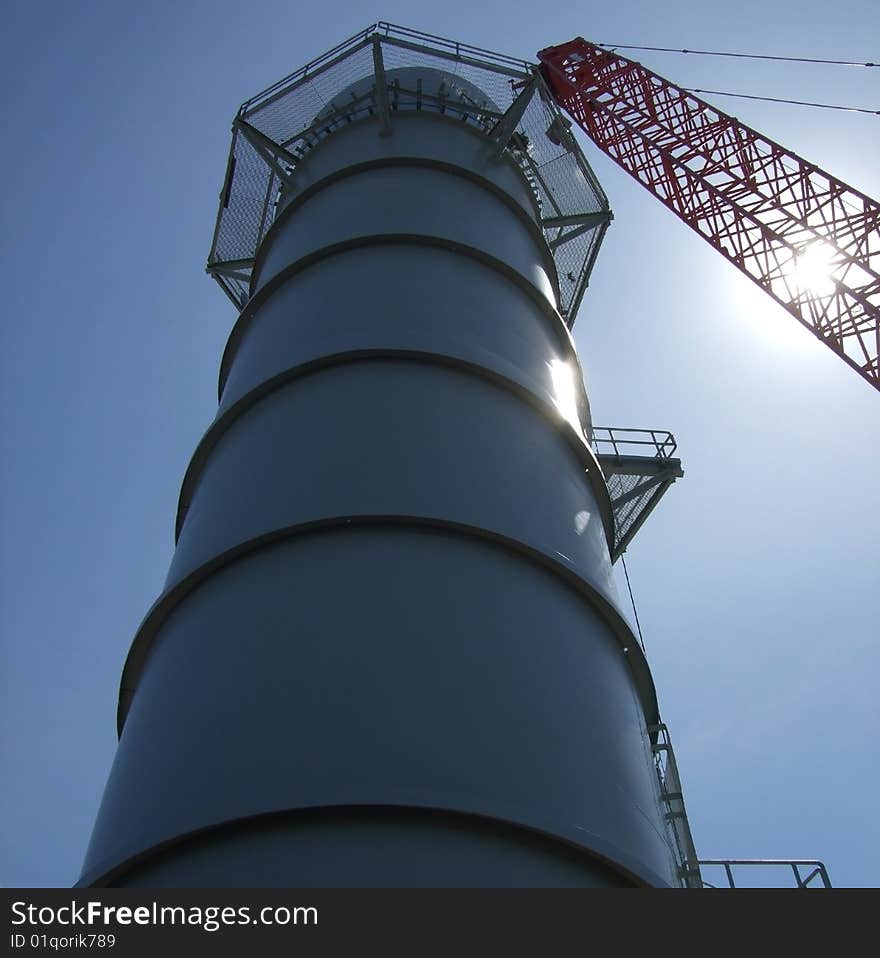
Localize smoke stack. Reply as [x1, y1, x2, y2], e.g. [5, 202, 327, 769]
[80, 24, 694, 888]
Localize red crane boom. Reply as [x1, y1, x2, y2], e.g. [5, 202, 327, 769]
[537, 39, 880, 392]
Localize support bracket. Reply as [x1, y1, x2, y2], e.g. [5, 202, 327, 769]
[372, 38, 393, 137]
[235, 119, 297, 188]
[546, 210, 614, 251]
[487, 76, 537, 160]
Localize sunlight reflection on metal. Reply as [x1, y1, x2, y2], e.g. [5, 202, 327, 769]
[548, 359, 582, 432]
[574, 510, 590, 535]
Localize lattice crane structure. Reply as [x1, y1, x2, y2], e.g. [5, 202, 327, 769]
[538, 39, 880, 392]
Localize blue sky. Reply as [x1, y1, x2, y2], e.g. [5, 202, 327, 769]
[2, 0, 877, 887]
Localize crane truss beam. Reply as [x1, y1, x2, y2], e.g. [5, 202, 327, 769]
[538, 40, 880, 392]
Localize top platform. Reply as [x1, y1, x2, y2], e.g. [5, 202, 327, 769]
[207, 22, 611, 325]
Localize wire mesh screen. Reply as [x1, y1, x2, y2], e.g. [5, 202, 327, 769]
[246, 41, 377, 147]
[207, 22, 611, 319]
[212, 129, 280, 265]
[604, 472, 661, 553]
[517, 87, 609, 319]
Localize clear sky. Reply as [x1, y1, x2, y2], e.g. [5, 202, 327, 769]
[2, 0, 878, 888]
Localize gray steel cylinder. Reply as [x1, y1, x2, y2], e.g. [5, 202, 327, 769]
[80, 67, 678, 888]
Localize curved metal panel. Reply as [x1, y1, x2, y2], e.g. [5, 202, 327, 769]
[186, 352, 610, 550]
[252, 166, 556, 304]
[172, 360, 615, 601]
[115, 517, 660, 746]
[221, 246, 583, 414]
[99, 809, 633, 888]
[278, 111, 541, 221]
[83, 528, 678, 886]
[221, 238, 576, 401]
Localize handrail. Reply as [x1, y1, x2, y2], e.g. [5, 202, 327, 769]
[592, 426, 677, 459]
[698, 858, 832, 888]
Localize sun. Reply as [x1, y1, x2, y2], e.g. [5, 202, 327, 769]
[792, 241, 837, 298]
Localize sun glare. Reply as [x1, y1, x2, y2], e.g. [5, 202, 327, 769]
[792, 241, 837, 298]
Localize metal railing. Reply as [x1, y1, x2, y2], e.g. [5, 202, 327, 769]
[239, 21, 533, 114]
[209, 21, 611, 320]
[591, 426, 677, 459]
[698, 859, 832, 888]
